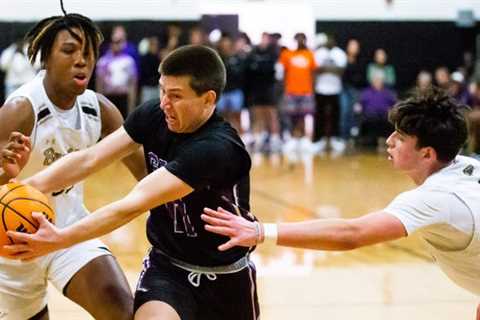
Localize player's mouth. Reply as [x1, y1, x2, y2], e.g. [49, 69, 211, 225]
[73, 73, 88, 87]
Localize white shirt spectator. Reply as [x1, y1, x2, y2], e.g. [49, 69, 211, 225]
[314, 46, 347, 95]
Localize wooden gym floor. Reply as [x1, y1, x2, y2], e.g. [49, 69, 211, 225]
[48, 152, 477, 319]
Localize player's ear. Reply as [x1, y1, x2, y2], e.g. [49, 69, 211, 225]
[203, 90, 216, 108]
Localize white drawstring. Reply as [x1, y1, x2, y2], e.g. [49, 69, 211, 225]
[187, 271, 217, 287]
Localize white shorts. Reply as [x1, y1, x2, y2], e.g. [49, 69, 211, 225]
[0, 239, 111, 319]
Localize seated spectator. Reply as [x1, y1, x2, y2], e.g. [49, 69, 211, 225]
[357, 72, 396, 149]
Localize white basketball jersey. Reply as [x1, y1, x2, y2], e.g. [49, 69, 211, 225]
[6, 70, 102, 228]
[419, 156, 480, 295]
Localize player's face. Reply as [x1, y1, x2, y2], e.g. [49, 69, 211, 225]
[159, 75, 214, 133]
[44, 28, 96, 96]
[386, 130, 425, 172]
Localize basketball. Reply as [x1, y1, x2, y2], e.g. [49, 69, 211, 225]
[0, 182, 55, 256]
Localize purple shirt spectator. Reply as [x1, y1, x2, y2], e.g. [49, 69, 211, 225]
[359, 86, 396, 117]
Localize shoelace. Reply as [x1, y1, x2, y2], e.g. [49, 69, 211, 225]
[187, 271, 217, 287]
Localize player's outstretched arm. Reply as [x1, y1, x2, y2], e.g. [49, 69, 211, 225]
[4, 167, 193, 260]
[202, 207, 407, 251]
[25, 127, 139, 194]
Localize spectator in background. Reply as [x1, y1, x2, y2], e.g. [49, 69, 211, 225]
[216, 34, 247, 133]
[246, 32, 281, 158]
[139, 36, 161, 104]
[449, 71, 472, 106]
[357, 71, 396, 150]
[367, 48, 396, 88]
[313, 33, 347, 154]
[340, 38, 366, 144]
[159, 24, 182, 61]
[278, 32, 316, 161]
[96, 36, 138, 118]
[110, 25, 140, 71]
[416, 70, 433, 94]
[0, 39, 38, 97]
[434, 66, 451, 91]
[189, 26, 208, 46]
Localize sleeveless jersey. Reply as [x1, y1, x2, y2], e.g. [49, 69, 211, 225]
[6, 70, 102, 227]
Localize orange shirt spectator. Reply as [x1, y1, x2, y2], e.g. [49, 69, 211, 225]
[279, 48, 316, 95]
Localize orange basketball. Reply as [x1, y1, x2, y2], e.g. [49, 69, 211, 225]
[0, 182, 55, 257]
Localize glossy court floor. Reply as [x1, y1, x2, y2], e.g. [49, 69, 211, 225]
[48, 152, 478, 319]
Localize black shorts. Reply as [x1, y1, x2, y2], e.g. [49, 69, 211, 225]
[134, 249, 259, 320]
[249, 84, 276, 106]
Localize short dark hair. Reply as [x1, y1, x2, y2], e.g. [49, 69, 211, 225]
[388, 87, 469, 163]
[160, 45, 226, 101]
[25, 13, 103, 65]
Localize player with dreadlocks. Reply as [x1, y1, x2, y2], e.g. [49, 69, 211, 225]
[0, 9, 146, 320]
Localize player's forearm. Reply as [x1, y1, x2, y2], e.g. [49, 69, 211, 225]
[276, 219, 362, 250]
[25, 149, 98, 193]
[60, 195, 144, 248]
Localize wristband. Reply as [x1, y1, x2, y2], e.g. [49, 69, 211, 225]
[263, 223, 278, 246]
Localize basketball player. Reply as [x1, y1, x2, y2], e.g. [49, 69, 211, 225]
[0, 13, 146, 320]
[201, 87, 480, 318]
[5, 45, 259, 320]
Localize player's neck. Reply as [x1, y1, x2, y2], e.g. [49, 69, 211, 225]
[409, 160, 451, 185]
[43, 76, 76, 110]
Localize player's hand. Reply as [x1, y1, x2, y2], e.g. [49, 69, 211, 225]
[201, 207, 258, 251]
[476, 303, 480, 320]
[1, 132, 31, 179]
[3, 212, 66, 260]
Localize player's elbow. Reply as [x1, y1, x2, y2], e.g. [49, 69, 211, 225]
[334, 221, 366, 250]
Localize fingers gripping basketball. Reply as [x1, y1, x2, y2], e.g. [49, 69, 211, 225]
[0, 182, 55, 256]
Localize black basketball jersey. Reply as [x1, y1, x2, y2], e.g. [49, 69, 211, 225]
[124, 99, 253, 266]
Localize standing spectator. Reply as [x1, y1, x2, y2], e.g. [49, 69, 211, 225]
[367, 48, 396, 88]
[340, 38, 366, 143]
[278, 33, 316, 160]
[159, 24, 182, 61]
[216, 34, 247, 133]
[313, 33, 347, 154]
[110, 25, 140, 71]
[416, 70, 433, 94]
[246, 32, 281, 156]
[358, 72, 396, 149]
[0, 39, 38, 98]
[189, 26, 208, 46]
[96, 37, 138, 118]
[139, 36, 161, 104]
[434, 66, 451, 91]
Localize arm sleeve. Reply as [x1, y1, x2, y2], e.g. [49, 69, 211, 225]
[383, 189, 456, 235]
[165, 139, 250, 190]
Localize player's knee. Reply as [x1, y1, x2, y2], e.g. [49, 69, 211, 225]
[95, 284, 134, 320]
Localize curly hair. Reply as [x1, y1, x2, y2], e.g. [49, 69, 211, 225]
[388, 86, 470, 162]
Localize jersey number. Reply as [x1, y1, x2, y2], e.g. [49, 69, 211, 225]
[167, 200, 197, 237]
